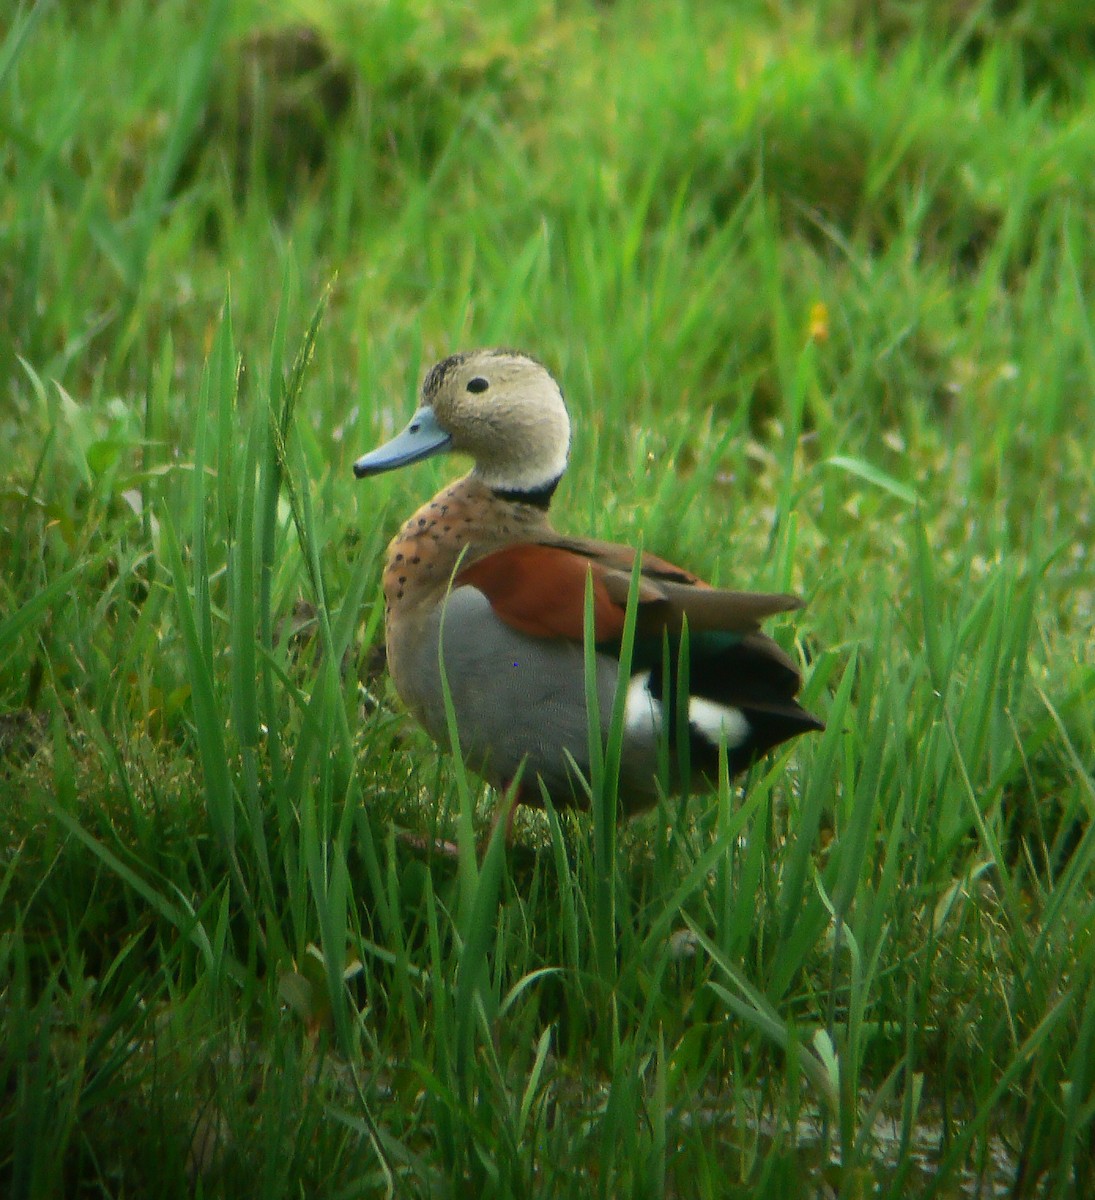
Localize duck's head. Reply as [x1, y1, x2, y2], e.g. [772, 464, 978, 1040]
[353, 349, 571, 499]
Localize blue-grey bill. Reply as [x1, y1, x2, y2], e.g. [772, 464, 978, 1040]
[353, 406, 452, 478]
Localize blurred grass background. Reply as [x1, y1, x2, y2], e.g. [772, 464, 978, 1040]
[2, 0, 1093, 1196]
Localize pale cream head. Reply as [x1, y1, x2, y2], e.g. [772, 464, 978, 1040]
[421, 349, 571, 493]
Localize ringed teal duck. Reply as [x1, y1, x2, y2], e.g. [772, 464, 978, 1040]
[354, 349, 823, 815]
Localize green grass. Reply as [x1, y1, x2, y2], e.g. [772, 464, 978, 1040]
[2, 0, 1094, 1195]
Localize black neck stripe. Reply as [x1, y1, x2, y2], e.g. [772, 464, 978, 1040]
[492, 477, 561, 509]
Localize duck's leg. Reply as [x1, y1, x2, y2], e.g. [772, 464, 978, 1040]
[397, 781, 526, 859]
[487, 779, 525, 848]
[398, 828, 460, 857]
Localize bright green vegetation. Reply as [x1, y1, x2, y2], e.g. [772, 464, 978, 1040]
[2, 0, 1093, 1195]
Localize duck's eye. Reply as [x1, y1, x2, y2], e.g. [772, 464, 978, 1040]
[466, 377, 489, 394]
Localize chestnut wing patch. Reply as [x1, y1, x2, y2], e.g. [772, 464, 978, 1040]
[455, 544, 629, 641]
[456, 542, 803, 644]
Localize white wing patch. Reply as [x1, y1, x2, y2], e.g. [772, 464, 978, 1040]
[688, 696, 751, 748]
[625, 670, 662, 738]
[624, 671, 751, 749]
